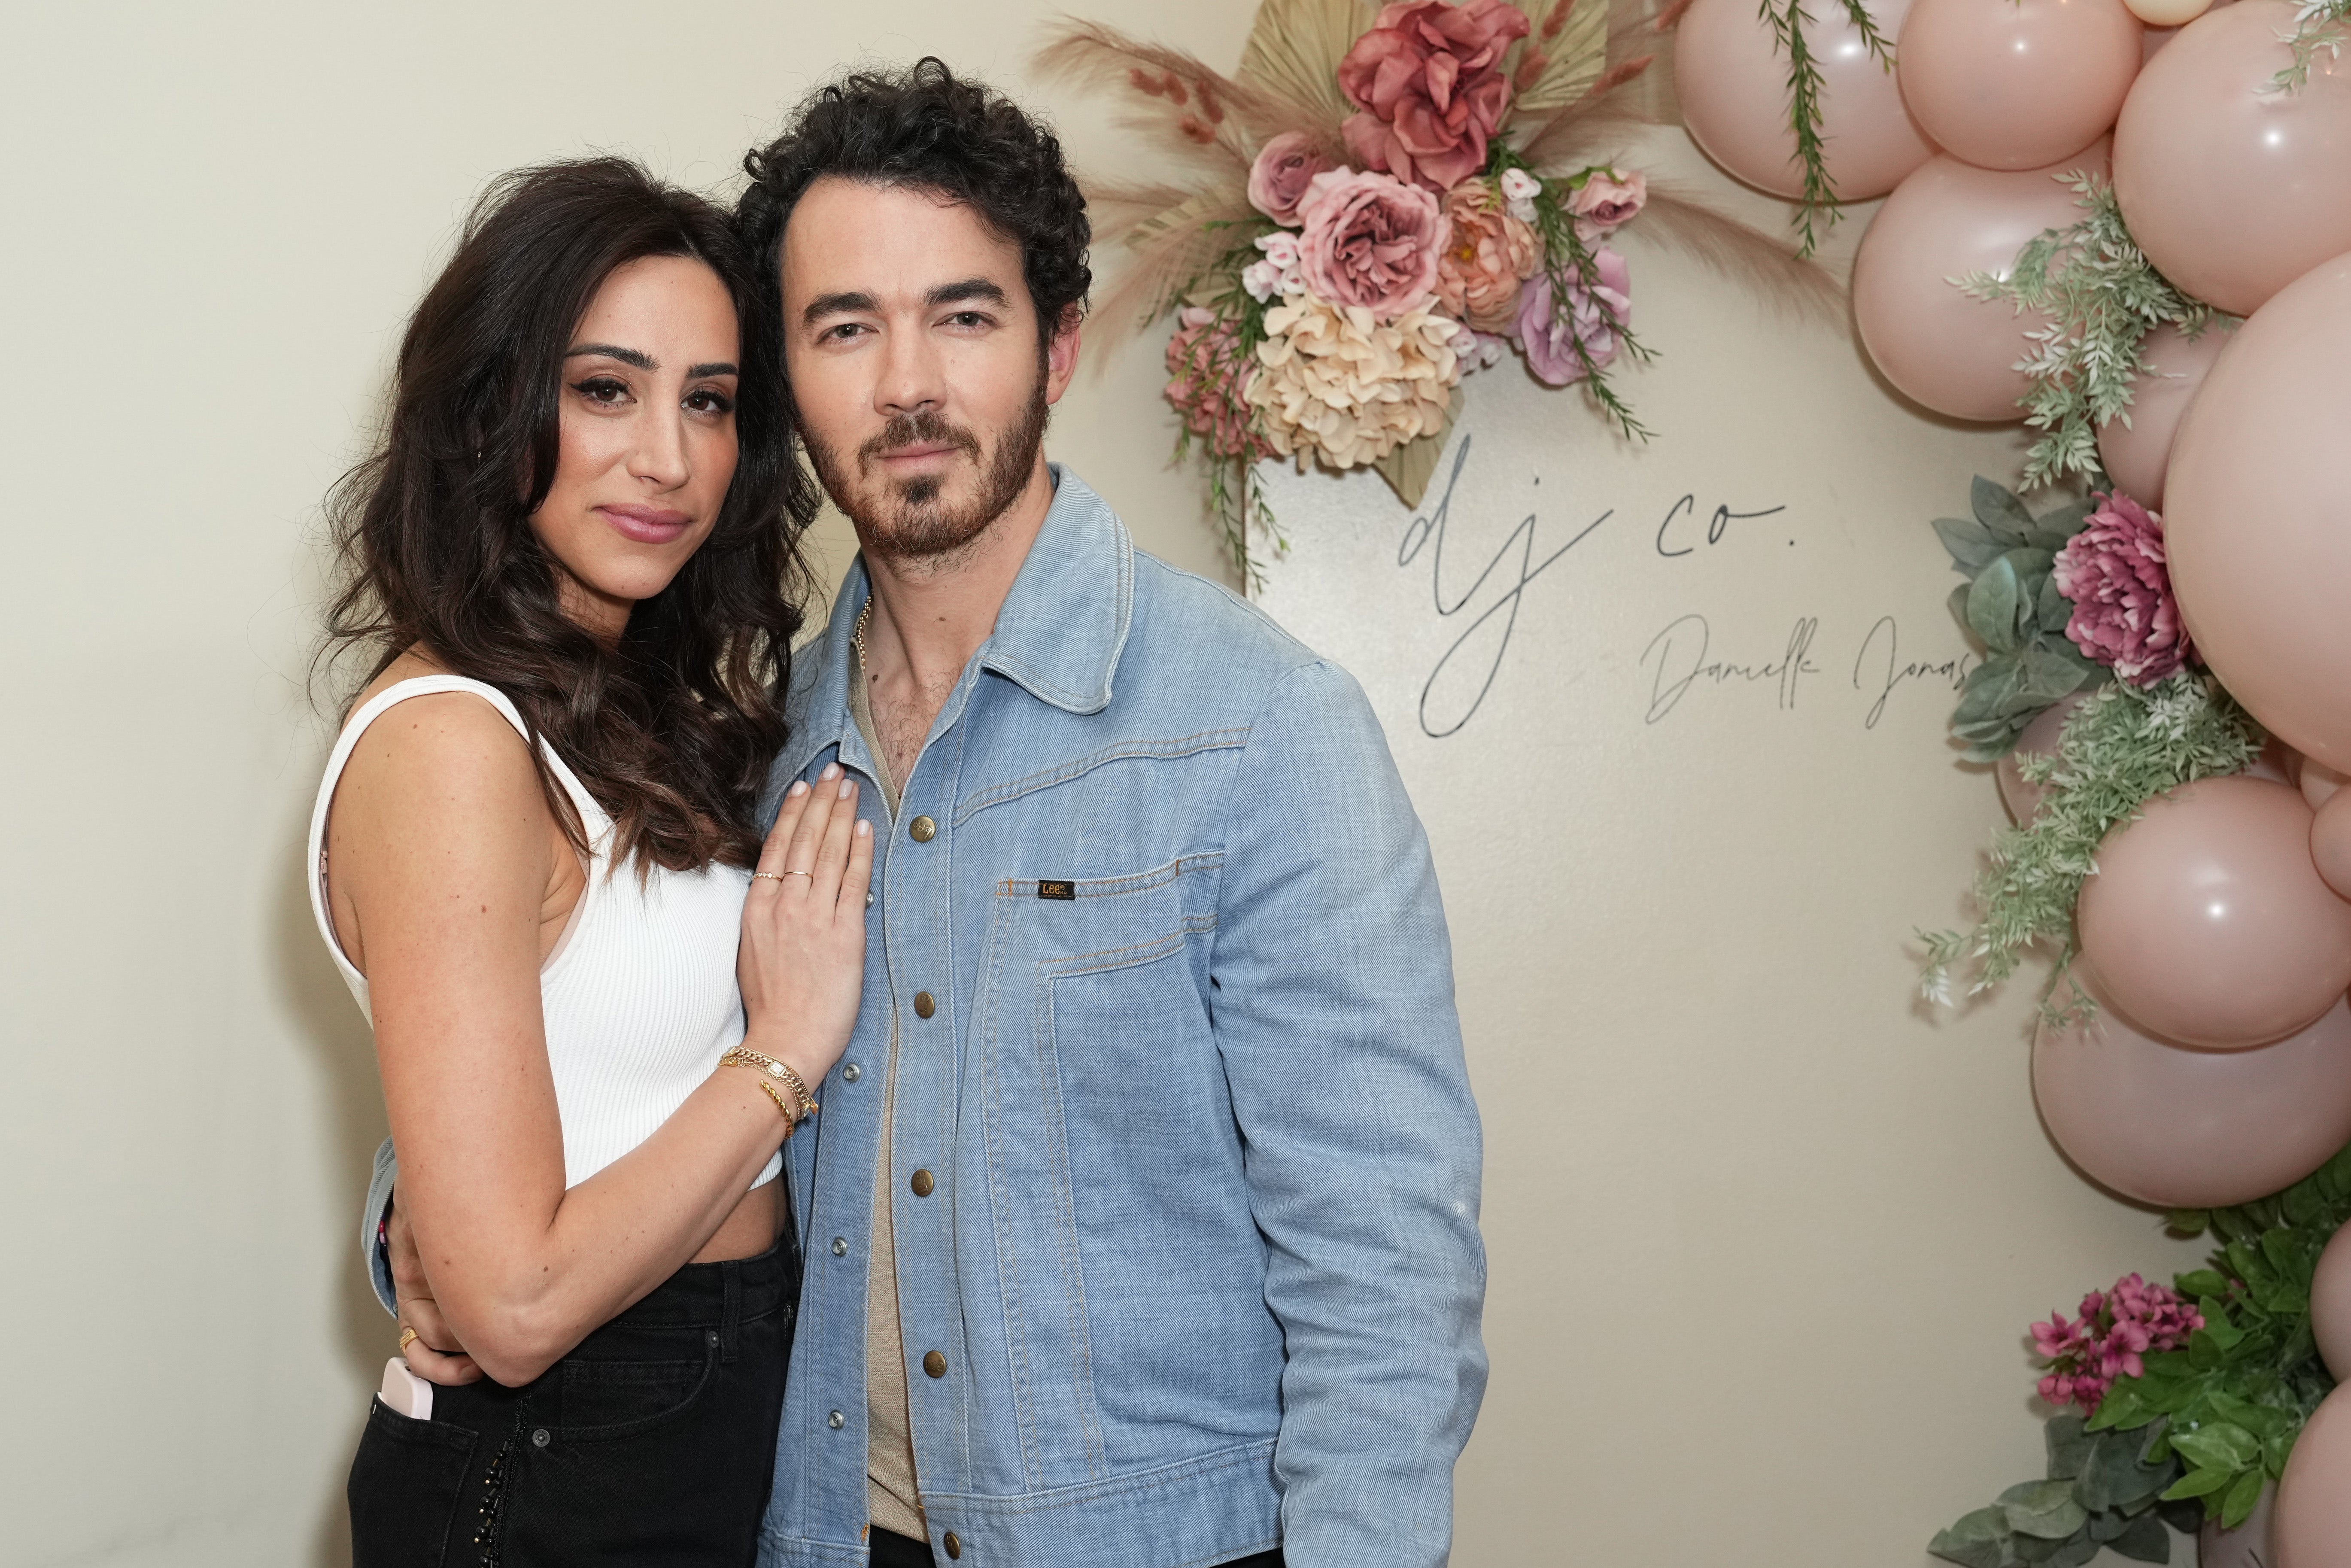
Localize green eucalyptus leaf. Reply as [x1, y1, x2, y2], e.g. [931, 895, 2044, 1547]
[2037, 573, 2075, 635]
[2046, 1535, 2099, 1568]
[1930, 1506, 2017, 1568]
[2046, 1416, 2092, 1481]
[2031, 496, 2097, 547]
[1954, 658, 2026, 724]
[1949, 580, 1976, 634]
[2105, 1510, 2172, 1563]
[1935, 515, 2008, 576]
[1968, 557, 2026, 652]
[2001, 1479, 2090, 1540]
[1974, 475, 2038, 542]
[2015, 641, 2098, 706]
[2219, 1468, 2265, 1530]
[2081, 1424, 2175, 1512]
[2170, 1422, 2260, 1474]
[2158, 1467, 2230, 1501]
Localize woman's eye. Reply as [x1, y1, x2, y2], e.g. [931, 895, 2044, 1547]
[572, 377, 630, 406]
[685, 388, 735, 416]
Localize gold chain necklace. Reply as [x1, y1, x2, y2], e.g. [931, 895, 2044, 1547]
[853, 596, 872, 675]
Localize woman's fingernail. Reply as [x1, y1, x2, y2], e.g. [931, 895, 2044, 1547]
[787, 781, 808, 798]
[838, 779, 854, 798]
[820, 762, 841, 781]
[856, 819, 871, 837]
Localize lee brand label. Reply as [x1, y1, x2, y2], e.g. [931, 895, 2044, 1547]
[1037, 880, 1076, 901]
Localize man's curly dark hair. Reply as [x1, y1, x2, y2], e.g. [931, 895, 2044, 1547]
[737, 58, 1091, 348]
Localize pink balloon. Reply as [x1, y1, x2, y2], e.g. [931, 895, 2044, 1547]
[2275, 1383, 2351, 1567]
[2313, 789, 2351, 903]
[2308, 760, 2349, 810]
[2313, 1220, 2351, 1380]
[2093, 322, 2232, 509]
[2167, 256, 2351, 771]
[2113, 0, 2351, 316]
[1898, 0, 2143, 170]
[1997, 693, 2090, 822]
[1853, 145, 2109, 420]
[2076, 776, 2351, 1048]
[1676, 0, 1936, 200]
[2033, 968, 2351, 1206]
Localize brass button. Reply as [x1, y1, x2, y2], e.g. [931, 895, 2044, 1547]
[909, 814, 937, 842]
[913, 991, 936, 1018]
[943, 1532, 962, 1559]
[910, 1168, 935, 1197]
[923, 1349, 947, 1379]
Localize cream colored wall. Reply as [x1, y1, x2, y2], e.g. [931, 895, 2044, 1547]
[0, 6, 2175, 1567]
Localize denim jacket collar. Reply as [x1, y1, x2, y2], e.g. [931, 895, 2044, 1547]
[778, 464, 1133, 784]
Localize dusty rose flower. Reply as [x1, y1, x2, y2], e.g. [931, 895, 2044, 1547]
[1163, 306, 1268, 461]
[1434, 180, 1539, 332]
[1247, 294, 1459, 470]
[1296, 168, 1450, 319]
[1513, 248, 1631, 386]
[1338, 0, 1533, 191]
[1247, 133, 1336, 226]
[1569, 167, 1646, 231]
[2051, 492, 2194, 685]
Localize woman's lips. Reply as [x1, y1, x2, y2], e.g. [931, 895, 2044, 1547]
[597, 504, 691, 544]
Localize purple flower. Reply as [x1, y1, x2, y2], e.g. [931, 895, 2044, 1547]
[1513, 248, 1631, 386]
[2050, 492, 2195, 685]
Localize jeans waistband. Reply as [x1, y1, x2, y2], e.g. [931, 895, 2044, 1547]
[600, 1237, 796, 1338]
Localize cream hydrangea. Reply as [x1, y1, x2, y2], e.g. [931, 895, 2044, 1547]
[1245, 294, 1459, 471]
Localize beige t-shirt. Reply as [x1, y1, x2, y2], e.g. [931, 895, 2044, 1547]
[850, 671, 926, 1541]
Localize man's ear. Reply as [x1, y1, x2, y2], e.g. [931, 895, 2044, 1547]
[1043, 305, 1084, 406]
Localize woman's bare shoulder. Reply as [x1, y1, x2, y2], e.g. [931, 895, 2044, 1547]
[335, 651, 545, 837]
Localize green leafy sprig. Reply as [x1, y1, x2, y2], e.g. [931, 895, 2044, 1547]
[1919, 672, 2263, 1009]
[1929, 1414, 2192, 1568]
[2275, 0, 2351, 92]
[1957, 176, 2218, 491]
[1756, 0, 1893, 257]
[1487, 144, 1654, 442]
[1935, 477, 2105, 762]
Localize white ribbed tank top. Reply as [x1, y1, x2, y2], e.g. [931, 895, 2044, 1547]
[306, 675, 778, 1190]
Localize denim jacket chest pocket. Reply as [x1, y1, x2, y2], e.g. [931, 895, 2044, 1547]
[963, 852, 1276, 1484]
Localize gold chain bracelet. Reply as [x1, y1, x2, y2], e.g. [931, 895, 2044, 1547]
[721, 1045, 819, 1122]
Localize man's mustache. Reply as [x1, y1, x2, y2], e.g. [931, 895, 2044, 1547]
[859, 411, 982, 467]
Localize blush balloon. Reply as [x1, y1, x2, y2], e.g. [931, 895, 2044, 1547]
[2308, 760, 2349, 811]
[2313, 1220, 2351, 1381]
[1675, 0, 1935, 200]
[1997, 694, 2090, 822]
[1896, 0, 2142, 170]
[2166, 256, 2351, 771]
[2129, 0, 2212, 21]
[1853, 145, 2108, 420]
[2093, 321, 2231, 510]
[2075, 776, 2351, 1048]
[2033, 969, 2351, 1207]
[2113, 0, 2351, 316]
[2313, 789, 2351, 903]
[2275, 1384, 2351, 1568]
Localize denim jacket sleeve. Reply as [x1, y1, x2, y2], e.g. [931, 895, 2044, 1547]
[1210, 658, 1488, 1568]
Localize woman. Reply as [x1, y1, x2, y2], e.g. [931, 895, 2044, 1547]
[308, 158, 863, 1566]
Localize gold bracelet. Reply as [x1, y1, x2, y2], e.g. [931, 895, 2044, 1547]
[720, 1045, 819, 1121]
[752, 1077, 800, 1132]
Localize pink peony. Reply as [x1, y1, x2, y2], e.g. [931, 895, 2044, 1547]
[1338, 0, 1533, 191]
[1163, 306, 1267, 461]
[2029, 1273, 2202, 1414]
[1248, 133, 1336, 226]
[1434, 180, 1540, 333]
[1295, 168, 1450, 319]
[2050, 492, 2194, 685]
[1513, 248, 1631, 386]
[1569, 167, 1646, 231]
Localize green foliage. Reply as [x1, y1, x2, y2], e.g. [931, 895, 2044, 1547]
[1919, 669, 2262, 1008]
[1486, 144, 1653, 442]
[1756, 0, 1892, 257]
[1929, 1414, 2189, 1567]
[1935, 477, 2105, 762]
[2275, 0, 2351, 92]
[1930, 1143, 2351, 1559]
[1956, 177, 2217, 492]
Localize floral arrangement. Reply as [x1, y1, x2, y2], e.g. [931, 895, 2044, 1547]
[1932, 1146, 2351, 1561]
[1040, 0, 1841, 579]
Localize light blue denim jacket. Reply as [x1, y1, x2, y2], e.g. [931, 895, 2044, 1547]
[367, 467, 1486, 1568]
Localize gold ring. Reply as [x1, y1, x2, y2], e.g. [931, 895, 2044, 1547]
[398, 1325, 419, 1352]
[752, 871, 788, 882]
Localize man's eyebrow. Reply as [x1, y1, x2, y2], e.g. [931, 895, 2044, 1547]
[927, 278, 1010, 310]
[565, 343, 655, 370]
[801, 290, 877, 327]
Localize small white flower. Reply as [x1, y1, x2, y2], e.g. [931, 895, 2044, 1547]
[1451, 327, 1510, 374]
[1498, 167, 1542, 224]
[1241, 259, 1283, 304]
[1255, 231, 1302, 270]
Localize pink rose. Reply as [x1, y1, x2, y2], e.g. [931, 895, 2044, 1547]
[1295, 168, 1450, 319]
[2050, 492, 2194, 685]
[1513, 247, 1631, 386]
[1248, 133, 1336, 226]
[1434, 180, 1539, 333]
[1569, 167, 1646, 231]
[1338, 0, 1533, 191]
[1163, 306, 1267, 461]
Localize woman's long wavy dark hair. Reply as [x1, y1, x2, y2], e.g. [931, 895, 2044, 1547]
[324, 157, 817, 871]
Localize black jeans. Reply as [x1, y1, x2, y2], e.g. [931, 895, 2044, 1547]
[349, 1235, 797, 1568]
[870, 1527, 1283, 1568]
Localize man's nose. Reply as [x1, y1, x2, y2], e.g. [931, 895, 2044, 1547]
[876, 322, 947, 418]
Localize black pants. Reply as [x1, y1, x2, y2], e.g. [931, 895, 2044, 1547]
[871, 1526, 1283, 1568]
[349, 1237, 797, 1568]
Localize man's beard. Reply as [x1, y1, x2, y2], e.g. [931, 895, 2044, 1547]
[802, 372, 1049, 562]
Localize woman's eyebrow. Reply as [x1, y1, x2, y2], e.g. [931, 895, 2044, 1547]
[565, 342, 655, 369]
[687, 361, 738, 378]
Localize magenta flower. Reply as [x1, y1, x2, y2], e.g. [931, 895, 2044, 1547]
[2050, 492, 2195, 685]
[1337, 0, 1532, 191]
[2029, 1273, 2202, 1414]
[1294, 168, 1449, 319]
[1513, 248, 1631, 386]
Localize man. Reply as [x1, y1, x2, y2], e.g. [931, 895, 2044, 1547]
[375, 59, 1486, 1568]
